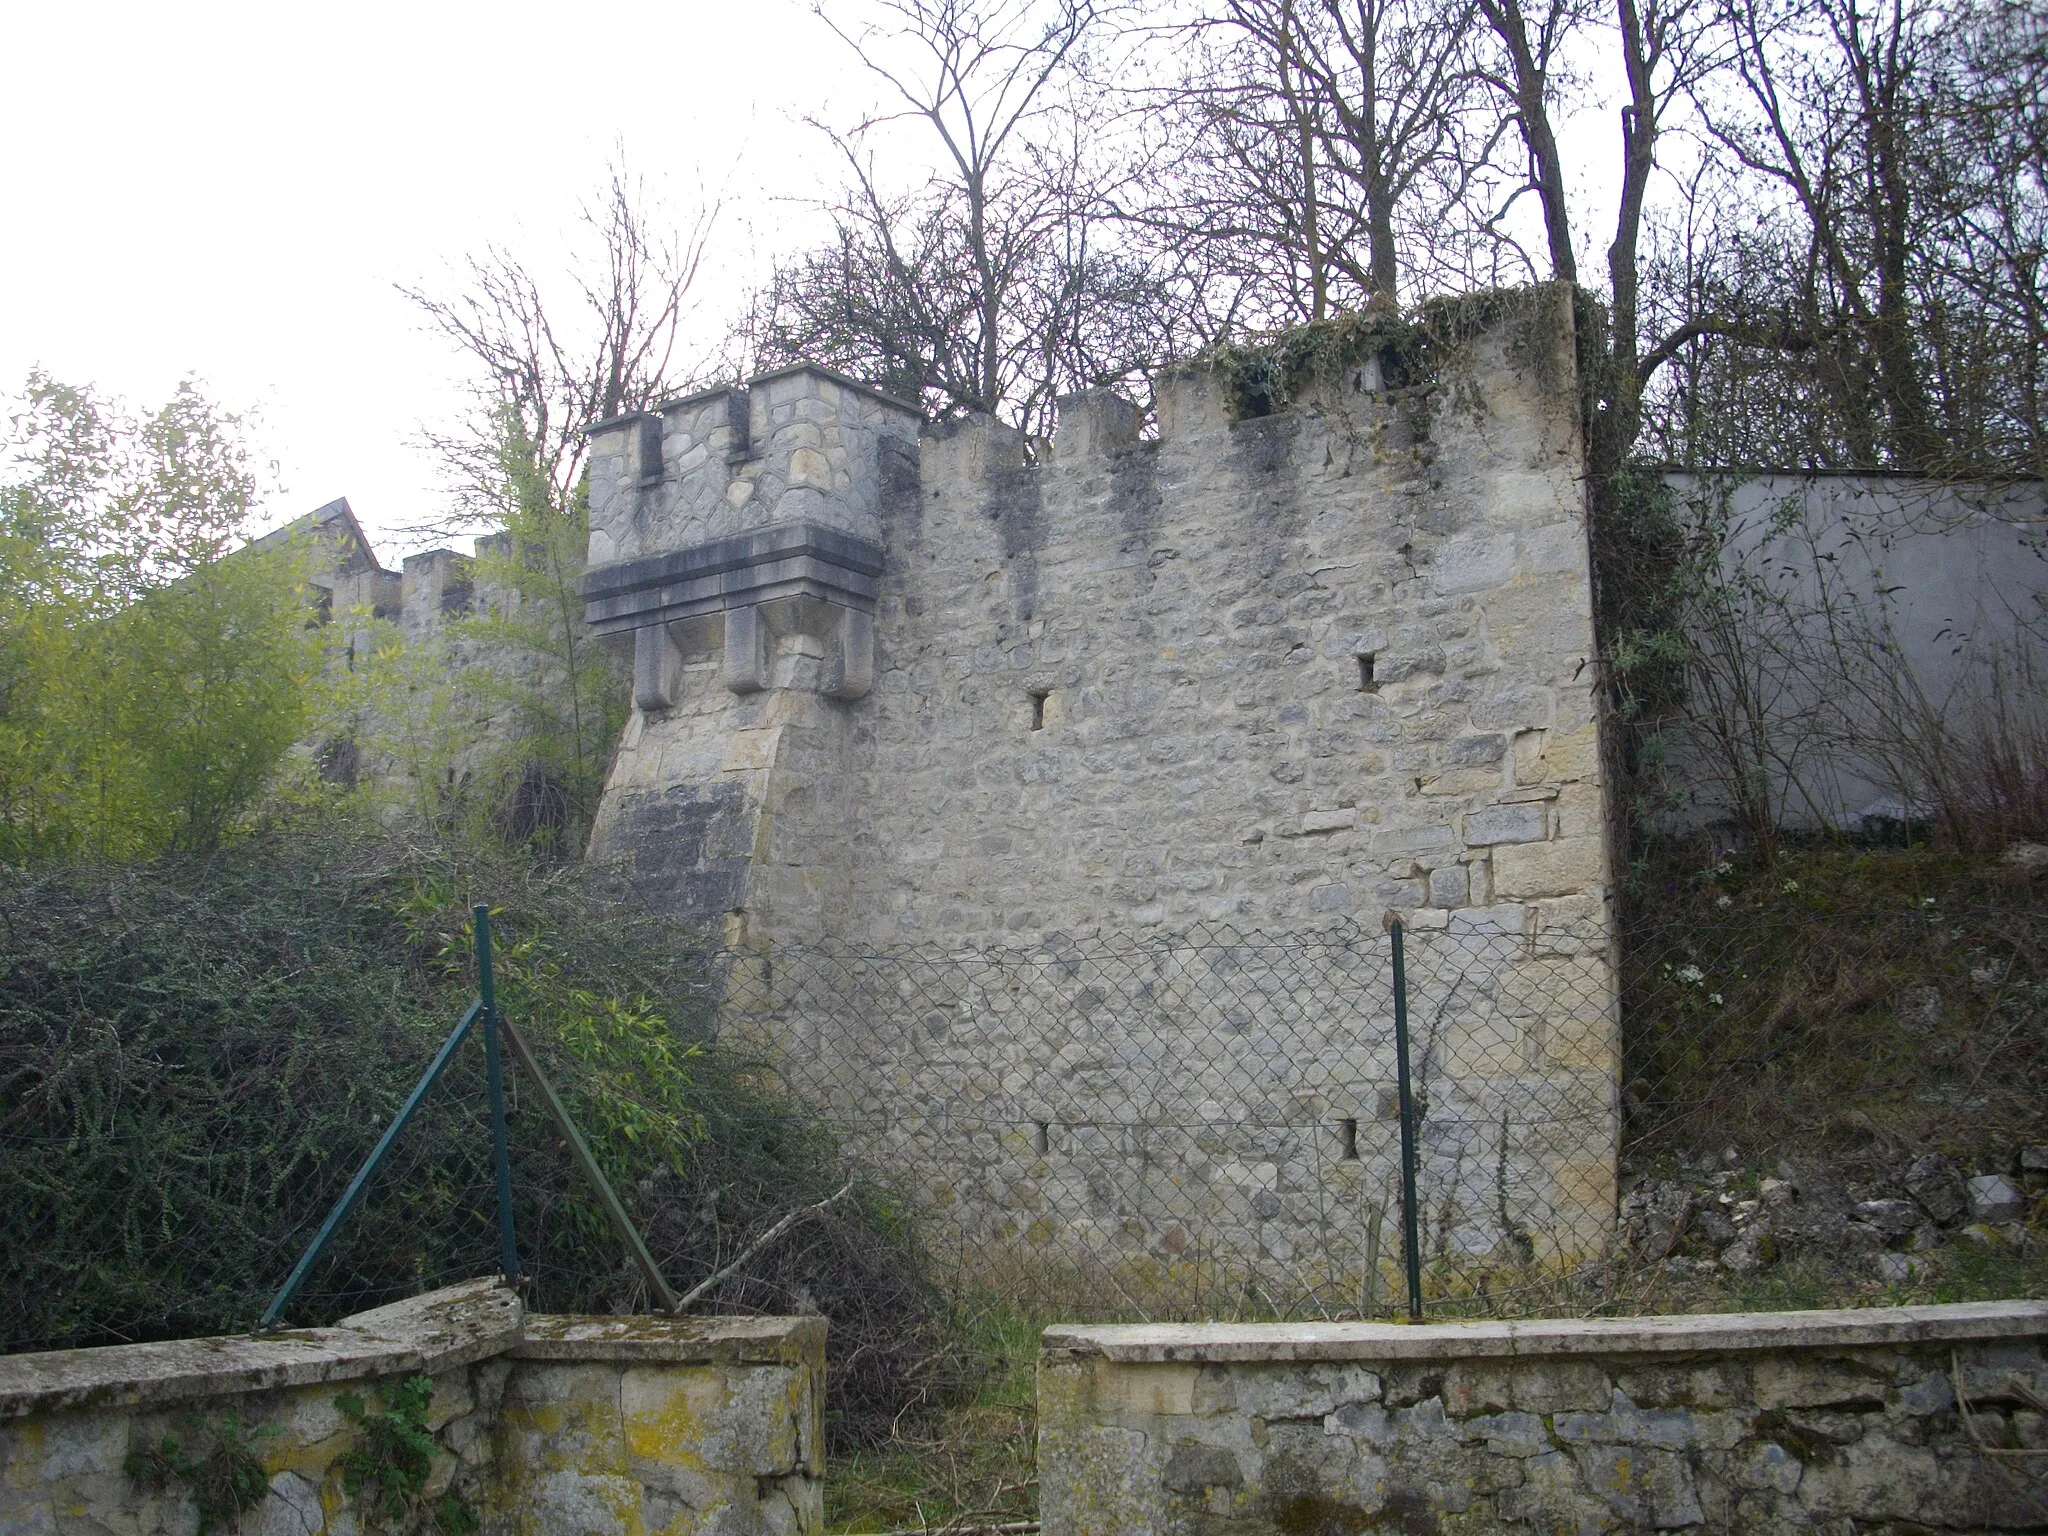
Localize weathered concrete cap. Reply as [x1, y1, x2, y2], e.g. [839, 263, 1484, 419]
[746, 361, 922, 417]
[514, 1313, 826, 1366]
[0, 1278, 522, 1421]
[334, 1279, 525, 1367]
[1042, 1299, 2048, 1364]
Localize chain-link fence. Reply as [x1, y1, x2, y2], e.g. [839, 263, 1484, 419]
[12, 859, 2034, 1355]
[695, 908, 1619, 1320]
[3, 1011, 522, 1350]
[2, 898, 1619, 1349]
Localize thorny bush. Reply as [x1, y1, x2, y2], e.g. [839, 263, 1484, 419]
[0, 818, 968, 1447]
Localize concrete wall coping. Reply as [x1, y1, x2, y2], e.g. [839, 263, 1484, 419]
[1042, 1299, 2048, 1364]
[0, 1280, 830, 1422]
[745, 361, 923, 418]
[0, 1279, 523, 1422]
[512, 1314, 826, 1365]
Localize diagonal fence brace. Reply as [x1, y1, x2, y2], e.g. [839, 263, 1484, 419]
[497, 1013, 682, 1312]
[262, 900, 680, 1329]
[260, 999, 483, 1329]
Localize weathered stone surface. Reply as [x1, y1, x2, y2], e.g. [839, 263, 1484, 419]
[1905, 1153, 1969, 1225]
[0, 1285, 824, 1536]
[1232, 1363, 1381, 1420]
[1967, 1172, 2028, 1223]
[1038, 1303, 2048, 1535]
[0, 1278, 520, 1422]
[1462, 803, 1547, 846]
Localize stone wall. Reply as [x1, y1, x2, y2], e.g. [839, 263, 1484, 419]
[0, 1280, 824, 1536]
[1037, 1300, 2048, 1533]
[579, 285, 1622, 1294]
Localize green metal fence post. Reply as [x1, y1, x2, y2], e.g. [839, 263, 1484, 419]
[1390, 918, 1424, 1320]
[475, 904, 520, 1286]
[260, 1001, 482, 1329]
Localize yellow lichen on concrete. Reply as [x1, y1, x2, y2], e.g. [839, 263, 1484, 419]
[0, 1295, 824, 1536]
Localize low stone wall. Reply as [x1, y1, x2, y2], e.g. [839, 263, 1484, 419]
[0, 1279, 823, 1536]
[1038, 1301, 2048, 1533]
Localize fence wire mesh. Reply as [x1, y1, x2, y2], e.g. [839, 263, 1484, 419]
[8, 872, 2039, 1358]
[2, 1032, 511, 1350]
[693, 911, 1619, 1319]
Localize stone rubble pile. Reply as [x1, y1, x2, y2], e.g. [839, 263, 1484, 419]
[1620, 1144, 2046, 1283]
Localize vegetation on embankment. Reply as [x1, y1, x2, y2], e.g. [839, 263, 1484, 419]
[0, 817, 966, 1448]
[1620, 836, 2048, 1171]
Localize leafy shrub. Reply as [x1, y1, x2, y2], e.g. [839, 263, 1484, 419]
[123, 1412, 276, 1536]
[0, 816, 962, 1446]
[0, 373, 318, 861]
[336, 1376, 446, 1530]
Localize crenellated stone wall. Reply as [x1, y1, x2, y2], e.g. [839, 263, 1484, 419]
[578, 285, 1623, 1289]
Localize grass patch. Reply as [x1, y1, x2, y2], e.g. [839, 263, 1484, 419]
[1621, 838, 2047, 1171]
[827, 1304, 1040, 1535]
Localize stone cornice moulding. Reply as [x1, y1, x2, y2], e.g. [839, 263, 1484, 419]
[579, 520, 885, 638]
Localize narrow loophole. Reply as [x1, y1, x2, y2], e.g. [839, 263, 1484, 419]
[1029, 689, 1050, 730]
[1032, 1121, 1050, 1156]
[1339, 1117, 1360, 1161]
[1357, 654, 1379, 692]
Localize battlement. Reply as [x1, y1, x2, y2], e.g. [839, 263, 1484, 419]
[578, 286, 1623, 1280]
[582, 285, 1604, 938]
[585, 363, 921, 565]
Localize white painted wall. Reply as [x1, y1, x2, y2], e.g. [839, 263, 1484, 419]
[1659, 471, 2047, 832]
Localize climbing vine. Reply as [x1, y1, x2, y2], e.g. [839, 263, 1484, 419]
[335, 1375, 475, 1535]
[1196, 287, 1542, 420]
[124, 1412, 276, 1536]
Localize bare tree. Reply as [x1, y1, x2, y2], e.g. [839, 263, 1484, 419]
[1463, 0, 1732, 463]
[404, 164, 714, 533]
[1129, 0, 1496, 322]
[817, 0, 1094, 416]
[397, 166, 714, 838]
[1635, 0, 2046, 474]
[739, 0, 1206, 431]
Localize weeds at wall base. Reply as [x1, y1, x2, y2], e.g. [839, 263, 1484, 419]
[123, 1413, 276, 1536]
[826, 1305, 1039, 1536]
[335, 1376, 455, 1532]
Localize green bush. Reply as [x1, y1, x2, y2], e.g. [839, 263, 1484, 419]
[0, 817, 961, 1446]
[0, 373, 320, 861]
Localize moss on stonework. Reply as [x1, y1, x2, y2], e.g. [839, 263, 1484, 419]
[1267, 1492, 1376, 1534]
[1196, 287, 1546, 421]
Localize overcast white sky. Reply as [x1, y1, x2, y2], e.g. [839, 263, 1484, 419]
[0, 0, 859, 561]
[1, 1, 1628, 566]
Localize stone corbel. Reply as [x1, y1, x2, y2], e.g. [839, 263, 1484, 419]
[633, 622, 682, 713]
[723, 604, 772, 694]
[822, 605, 874, 700]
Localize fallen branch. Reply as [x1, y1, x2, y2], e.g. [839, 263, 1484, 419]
[674, 1176, 857, 1312]
[1952, 1348, 2048, 1472]
[845, 1523, 1039, 1536]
